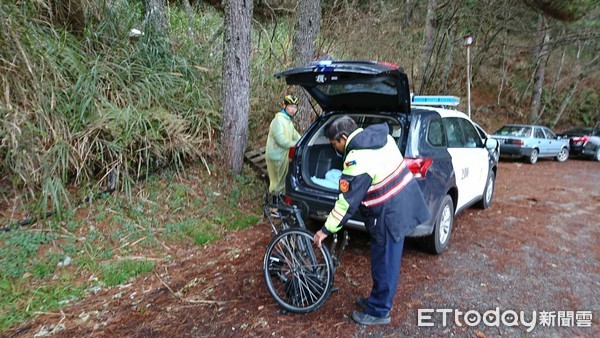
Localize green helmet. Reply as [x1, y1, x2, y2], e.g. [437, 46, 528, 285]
[283, 95, 299, 105]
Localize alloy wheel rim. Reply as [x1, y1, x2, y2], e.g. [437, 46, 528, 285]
[558, 149, 568, 161]
[531, 151, 538, 163]
[485, 177, 494, 203]
[439, 205, 451, 244]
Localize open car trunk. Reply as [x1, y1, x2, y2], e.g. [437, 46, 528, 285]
[299, 113, 406, 192]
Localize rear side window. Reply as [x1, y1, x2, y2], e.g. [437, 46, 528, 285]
[535, 128, 545, 139]
[427, 118, 446, 147]
[439, 117, 483, 148]
[443, 118, 464, 148]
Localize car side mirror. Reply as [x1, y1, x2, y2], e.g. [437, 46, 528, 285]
[485, 138, 498, 150]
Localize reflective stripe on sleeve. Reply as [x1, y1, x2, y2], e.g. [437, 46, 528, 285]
[324, 194, 350, 234]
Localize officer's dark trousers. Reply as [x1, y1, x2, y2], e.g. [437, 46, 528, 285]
[365, 227, 405, 318]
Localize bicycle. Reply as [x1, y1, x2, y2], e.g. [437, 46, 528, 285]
[261, 175, 349, 313]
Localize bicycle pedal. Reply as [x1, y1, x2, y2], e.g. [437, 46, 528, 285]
[331, 287, 340, 293]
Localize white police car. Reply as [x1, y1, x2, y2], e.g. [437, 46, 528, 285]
[277, 60, 498, 254]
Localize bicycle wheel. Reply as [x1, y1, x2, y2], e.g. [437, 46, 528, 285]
[263, 228, 335, 313]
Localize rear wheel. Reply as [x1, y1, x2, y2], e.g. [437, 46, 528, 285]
[422, 195, 454, 254]
[555, 147, 569, 162]
[476, 171, 495, 209]
[527, 149, 539, 164]
[594, 147, 600, 162]
[263, 228, 334, 313]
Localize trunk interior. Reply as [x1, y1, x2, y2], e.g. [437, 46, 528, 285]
[301, 114, 405, 191]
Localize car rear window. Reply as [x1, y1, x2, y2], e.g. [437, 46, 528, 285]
[317, 81, 397, 96]
[495, 126, 532, 137]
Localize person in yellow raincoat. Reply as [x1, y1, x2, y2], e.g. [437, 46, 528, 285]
[265, 95, 301, 195]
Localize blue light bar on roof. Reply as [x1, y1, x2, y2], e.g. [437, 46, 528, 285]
[412, 95, 460, 106]
[316, 59, 333, 66]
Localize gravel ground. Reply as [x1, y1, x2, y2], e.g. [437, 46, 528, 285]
[7, 158, 599, 337]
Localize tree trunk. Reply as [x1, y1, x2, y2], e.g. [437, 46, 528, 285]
[418, 0, 437, 94]
[292, 0, 321, 132]
[539, 45, 566, 121]
[440, 27, 454, 95]
[551, 75, 582, 128]
[220, 0, 253, 174]
[144, 0, 170, 35]
[497, 29, 508, 106]
[529, 14, 549, 123]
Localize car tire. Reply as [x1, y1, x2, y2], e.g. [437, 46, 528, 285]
[422, 195, 454, 254]
[527, 149, 539, 164]
[555, 147, 569, 162]
[476, 171, 495, 209]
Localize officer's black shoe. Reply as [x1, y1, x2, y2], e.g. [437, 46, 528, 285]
[355, 297, 368, 309]
[351, 311, 391, 325]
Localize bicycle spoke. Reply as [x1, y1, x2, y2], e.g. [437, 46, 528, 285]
[263, 228, 334, 313]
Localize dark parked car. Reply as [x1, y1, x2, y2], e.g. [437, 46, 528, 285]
[491, 124, 569, 164]
[558, 127, 600, 161]
[276, 60, 499, 254]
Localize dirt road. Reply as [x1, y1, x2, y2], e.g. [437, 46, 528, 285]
[9, 159, 600, 337]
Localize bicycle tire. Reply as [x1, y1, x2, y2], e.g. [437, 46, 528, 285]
[263, 227, 335, 313]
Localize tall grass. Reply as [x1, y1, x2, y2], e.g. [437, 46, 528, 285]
[0, 1, 225, 217]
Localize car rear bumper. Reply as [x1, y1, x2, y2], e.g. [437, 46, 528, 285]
[569, 145, 585, 155]
[581, 148, 598, 157]
[499, 145, 533, 157]
[287, 191, 434, 238]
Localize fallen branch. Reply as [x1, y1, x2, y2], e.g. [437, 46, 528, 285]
[114, 255, 162, 261]
[154, 271, 177, 297]
[181, 298, 231, 306]
[32, 311, 65, 316]
[119, 236, 147, 249]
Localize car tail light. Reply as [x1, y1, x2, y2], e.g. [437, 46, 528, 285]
[378, 61, 399, 69]
[511, 139, 525, 146]
[288, 146, 296, 159]
[572, 136, 590, 144]
[405, 158, 433, 179]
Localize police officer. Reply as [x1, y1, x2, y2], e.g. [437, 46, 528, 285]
[265, 95, 301, 196]
[313, 115, 430, 325]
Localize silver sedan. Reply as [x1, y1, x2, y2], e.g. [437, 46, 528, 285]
[491, 124, 570, 164]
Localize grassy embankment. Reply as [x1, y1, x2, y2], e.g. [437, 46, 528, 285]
[0, 2, 292, 330]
